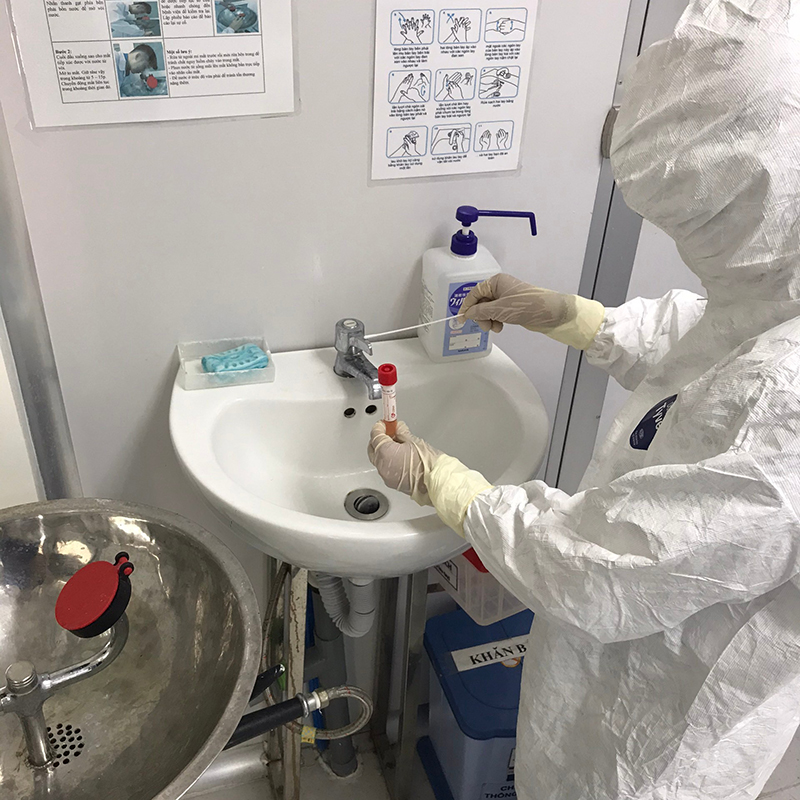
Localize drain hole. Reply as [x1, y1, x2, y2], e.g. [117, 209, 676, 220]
[354, 495, 380, 515]
[53, 762, 59, 768]
[75, 750, 82, 757]
[344, 488, 389, 521]
[344, 408, 356, 419]
[365, 404, 377, 415]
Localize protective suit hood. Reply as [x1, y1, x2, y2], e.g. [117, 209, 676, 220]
[611, 0, 800, 305]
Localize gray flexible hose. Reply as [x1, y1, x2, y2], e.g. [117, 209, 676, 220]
[312, 685, 374, 741]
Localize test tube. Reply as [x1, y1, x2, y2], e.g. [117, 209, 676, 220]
[378, 364, 398, 439]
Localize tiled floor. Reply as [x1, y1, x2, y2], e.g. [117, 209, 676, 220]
[192, 733, 800, 800]
[193, 739, 436, 800]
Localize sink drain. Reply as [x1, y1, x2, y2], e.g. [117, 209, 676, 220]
[345, 489, 389, 521]
[47, 721, 85, 768]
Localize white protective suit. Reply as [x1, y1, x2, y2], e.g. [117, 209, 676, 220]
[464, 2, 800, 798]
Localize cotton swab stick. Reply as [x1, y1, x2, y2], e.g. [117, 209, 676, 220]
[365, 317, 452, 341]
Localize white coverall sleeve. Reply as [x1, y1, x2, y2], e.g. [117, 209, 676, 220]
[586, 289, 706, 391]
[464, 448, 800, 644]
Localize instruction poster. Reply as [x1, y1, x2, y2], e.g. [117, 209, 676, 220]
[371, 0, 538, 180]
[7, 0, 294, 127]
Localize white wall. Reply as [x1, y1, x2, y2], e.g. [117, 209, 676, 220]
[595, 220, 704, 444]
[0, 0, 632, 597]
[0, 310, 39, 507]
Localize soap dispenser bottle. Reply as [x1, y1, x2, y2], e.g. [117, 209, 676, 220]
[419, 206, 537, 363]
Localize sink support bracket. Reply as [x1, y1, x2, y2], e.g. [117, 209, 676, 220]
[265, 563, 308, 800]
[372, 571, 428, 800]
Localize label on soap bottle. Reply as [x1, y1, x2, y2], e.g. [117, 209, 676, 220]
[420, 280, 435, 331]
[443, 281, 489, 357]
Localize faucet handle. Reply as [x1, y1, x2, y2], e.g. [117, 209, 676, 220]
[335, 318, 373, 356]
[350, 334, 372, 356]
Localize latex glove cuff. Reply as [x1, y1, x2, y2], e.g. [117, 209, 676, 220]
[427, 455, 493, 536]
[547, 296, 605, 350]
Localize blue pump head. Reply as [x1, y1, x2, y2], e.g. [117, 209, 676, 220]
[450, 205, 538, 256]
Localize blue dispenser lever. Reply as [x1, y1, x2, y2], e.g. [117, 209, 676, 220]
[455, 205, 537, 236]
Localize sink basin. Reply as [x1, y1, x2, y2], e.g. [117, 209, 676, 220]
[0, 499, 261, 800]
[170, 339, 548, 577]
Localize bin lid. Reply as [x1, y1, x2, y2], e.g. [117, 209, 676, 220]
[424, 607, 533, 741]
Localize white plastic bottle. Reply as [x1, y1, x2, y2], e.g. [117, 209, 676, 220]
[419, 206, 538, 363]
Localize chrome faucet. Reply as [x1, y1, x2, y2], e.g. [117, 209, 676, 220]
[334, 319, 381, 401]
[0, 616, 129, 767]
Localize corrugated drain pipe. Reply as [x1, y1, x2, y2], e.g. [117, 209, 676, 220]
[314, 574, 376, 638]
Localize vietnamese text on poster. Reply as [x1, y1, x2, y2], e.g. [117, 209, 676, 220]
[371, 0, 538, 179]
[7, 0, 294, 126]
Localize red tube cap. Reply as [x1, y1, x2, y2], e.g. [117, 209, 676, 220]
[378, 364, 397, 386]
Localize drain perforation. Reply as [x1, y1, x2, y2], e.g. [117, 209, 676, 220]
[47, 721, 86, 769]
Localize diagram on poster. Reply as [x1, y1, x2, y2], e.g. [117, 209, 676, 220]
[8, 0, 294, 126]
[431, 123, 471, 153]
[387, 126, 429, 158]
[484, 7, 527, 41]
[390, 10, 435, 45]
[372, 0, 538, 179]
[389, 71, 432, 103]
[435, 68, 476, 101]
[438, 9, 482, 43]
[475, 120, 513, 151]
[479, 66, 519, 99]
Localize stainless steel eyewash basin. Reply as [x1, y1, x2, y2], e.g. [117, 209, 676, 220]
[0, 499, 261, 800]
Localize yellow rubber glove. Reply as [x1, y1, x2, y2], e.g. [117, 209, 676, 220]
[461, 273, 605, 350]
[368, 422, 493, 534]
[426, 455, 493, 536]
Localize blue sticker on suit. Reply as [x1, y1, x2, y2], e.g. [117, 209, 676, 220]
[629, 395, 678, 451]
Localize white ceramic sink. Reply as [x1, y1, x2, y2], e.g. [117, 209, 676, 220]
[170, 339, 548, 577]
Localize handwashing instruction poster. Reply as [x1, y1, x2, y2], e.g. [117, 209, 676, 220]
[7, 0, 294, 127]
[371, 0, 538, 180]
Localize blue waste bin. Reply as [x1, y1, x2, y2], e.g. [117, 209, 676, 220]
[421, 607, 533, 800]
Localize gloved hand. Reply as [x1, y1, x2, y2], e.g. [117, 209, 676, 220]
[368, 420, 442, 506]
[460, 273, 605, 350]
[368, 421, 494, 534]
